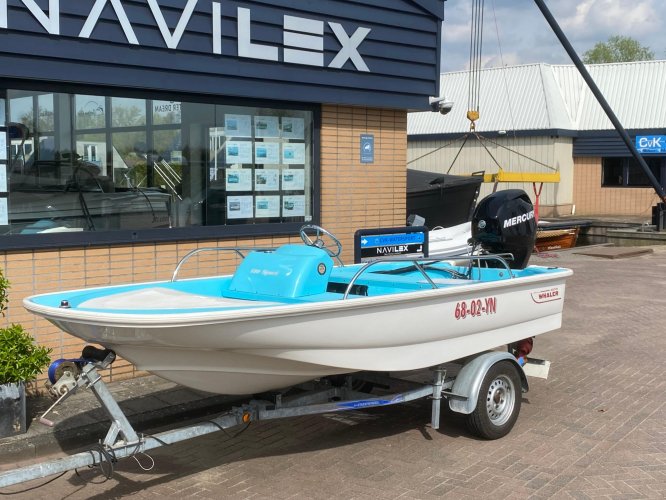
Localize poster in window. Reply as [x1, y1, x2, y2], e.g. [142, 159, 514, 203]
[227, 195, 253, 219]
[281, 169, 305, 190]
[255, 195, 280, 217]
[152, 101, 182, 125]
[225, 114, 252, 137]
[281, 117, 304, 139]
[282, 143, 305, 164]
[254, 142, 280, 164]
[225, 168, 253, 191]
[225, 140, 253, 164]
[255, 169, 279, 191]
[0, 198, 7, 225]
[254, 116, 279, 138]
[282, 195, 305, 217]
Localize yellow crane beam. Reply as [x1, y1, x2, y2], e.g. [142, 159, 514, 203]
[481, 170, 560, 183]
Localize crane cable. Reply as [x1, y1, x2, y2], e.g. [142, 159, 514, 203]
[467, 0, 484, 130]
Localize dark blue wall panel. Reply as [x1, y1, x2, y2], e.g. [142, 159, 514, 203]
[0, 0, 444, 109]
[573, 130, 666, 157]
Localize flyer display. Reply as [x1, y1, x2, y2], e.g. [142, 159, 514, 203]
[0, 132, 6, 161]
[254, 116, 280, 138]
[254, 142, 280, 164]
[255, 169, 279, 191]
[281, 117, 304, 139]
[225, 114, 252, 137]
[281, 169, 305, 190]
[225, 141, 253, 164]
[0, 198, 9, 225]
[282, 143, 305, 164]
[282, 195, 305, 217]
[255, 195, 280, 217]
[227, 196, 253, 219]
[0, 165, 6, 192]
[210, 111, 309, 224]
[225, 169, 253, 191]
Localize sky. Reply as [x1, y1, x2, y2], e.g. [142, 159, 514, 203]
[440, 0, 666, 72]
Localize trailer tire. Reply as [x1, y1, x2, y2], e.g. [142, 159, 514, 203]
[466, 360, 521, 440]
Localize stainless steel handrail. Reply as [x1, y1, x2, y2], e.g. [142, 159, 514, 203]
[171, 246, 276, 282]
[342, 254, 514, 299]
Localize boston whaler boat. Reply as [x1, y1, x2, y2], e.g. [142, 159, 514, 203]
[25, 189, 571, 397]
[2, 192, 574, 489]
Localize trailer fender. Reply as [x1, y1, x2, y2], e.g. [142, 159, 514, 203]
[448, 352, 528, 415]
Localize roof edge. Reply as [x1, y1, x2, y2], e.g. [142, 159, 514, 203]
[409, 0, 445, 20]
[408, 129, 579, 141]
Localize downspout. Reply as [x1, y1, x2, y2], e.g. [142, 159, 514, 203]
[533, 0, 666, 204]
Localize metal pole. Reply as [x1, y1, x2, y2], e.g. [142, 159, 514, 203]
[533, 0, 666, 204]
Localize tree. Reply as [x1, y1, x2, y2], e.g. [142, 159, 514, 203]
[582, 36, 654, 64]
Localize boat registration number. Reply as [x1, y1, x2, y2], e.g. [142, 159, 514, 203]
[454, 297, 497, 319]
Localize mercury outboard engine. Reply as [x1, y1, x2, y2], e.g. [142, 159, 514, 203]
[470, 189, 537, 269]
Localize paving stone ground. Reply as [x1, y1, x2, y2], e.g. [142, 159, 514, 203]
[1, 245, 665, 499]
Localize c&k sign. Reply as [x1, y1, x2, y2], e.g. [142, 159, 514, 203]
[636, 135, 666, 154]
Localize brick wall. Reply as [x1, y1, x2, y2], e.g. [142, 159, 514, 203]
[573, 157, 660, 219]
[0, 104, 408, 393]
[320, 105, 407, 251]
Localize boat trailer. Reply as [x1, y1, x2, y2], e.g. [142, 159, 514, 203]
[0, 348, 548, 489]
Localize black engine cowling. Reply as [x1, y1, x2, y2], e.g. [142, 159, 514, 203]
[471, 189, 536, 269]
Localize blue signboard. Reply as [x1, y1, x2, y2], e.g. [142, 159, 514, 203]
[636, 135, 666, 153]
[360, 233, 425, 248]
[354, 226, 429, 263]
[360, 134, 374, 163]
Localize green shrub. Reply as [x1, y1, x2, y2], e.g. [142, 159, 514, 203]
[0, 324, 52, 385]
[0, 268, 52, 385]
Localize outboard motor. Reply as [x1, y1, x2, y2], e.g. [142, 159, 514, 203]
[471, 189, 537, 269]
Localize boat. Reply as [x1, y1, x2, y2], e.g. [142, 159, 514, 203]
[427, 221, 473, 258]
[406, 169, 483, 228]
[24, 190, 572, 396]
[8, 158, 173, 234]
[428, 218, 594, 257]
[536, 226, 579, 252]
[534, 219, 592, 252]
[406, 169, 482, 258]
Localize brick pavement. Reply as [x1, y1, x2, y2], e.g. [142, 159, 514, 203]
[1, 245, 665, 499]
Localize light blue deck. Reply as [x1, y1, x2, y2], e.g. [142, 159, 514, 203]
[27, 245, 566, 315]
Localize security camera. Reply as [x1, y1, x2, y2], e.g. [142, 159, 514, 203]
[429, 96, 454, 115]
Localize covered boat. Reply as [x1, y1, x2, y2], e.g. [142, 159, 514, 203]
[406, 169, 483, 228]
[25, 190, 572, 396]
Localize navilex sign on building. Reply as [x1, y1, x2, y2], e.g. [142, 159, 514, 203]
[0, 1, 371, 71]
[0, 1, 443, 109]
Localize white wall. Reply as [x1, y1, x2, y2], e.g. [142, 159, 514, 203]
[407, 134, 575, 216]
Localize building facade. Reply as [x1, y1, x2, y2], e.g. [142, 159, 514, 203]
[0, 0, 445, 388]
[408, 61, 666, 220]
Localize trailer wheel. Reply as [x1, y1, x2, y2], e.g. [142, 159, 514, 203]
[466, 360, 521, 440]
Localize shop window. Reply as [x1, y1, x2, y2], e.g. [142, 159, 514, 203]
[602, 157, 664, 188]
[75, 95, 106, 129]
[111, 97, 146, 128]
[3, 89, 315, 238]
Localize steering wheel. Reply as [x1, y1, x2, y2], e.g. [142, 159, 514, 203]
[299, 224, 343, 258]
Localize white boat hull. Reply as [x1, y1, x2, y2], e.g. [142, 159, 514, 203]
[32, 267, 570, 394]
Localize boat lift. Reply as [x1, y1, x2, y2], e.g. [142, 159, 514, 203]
[0, 346, 548, 489]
